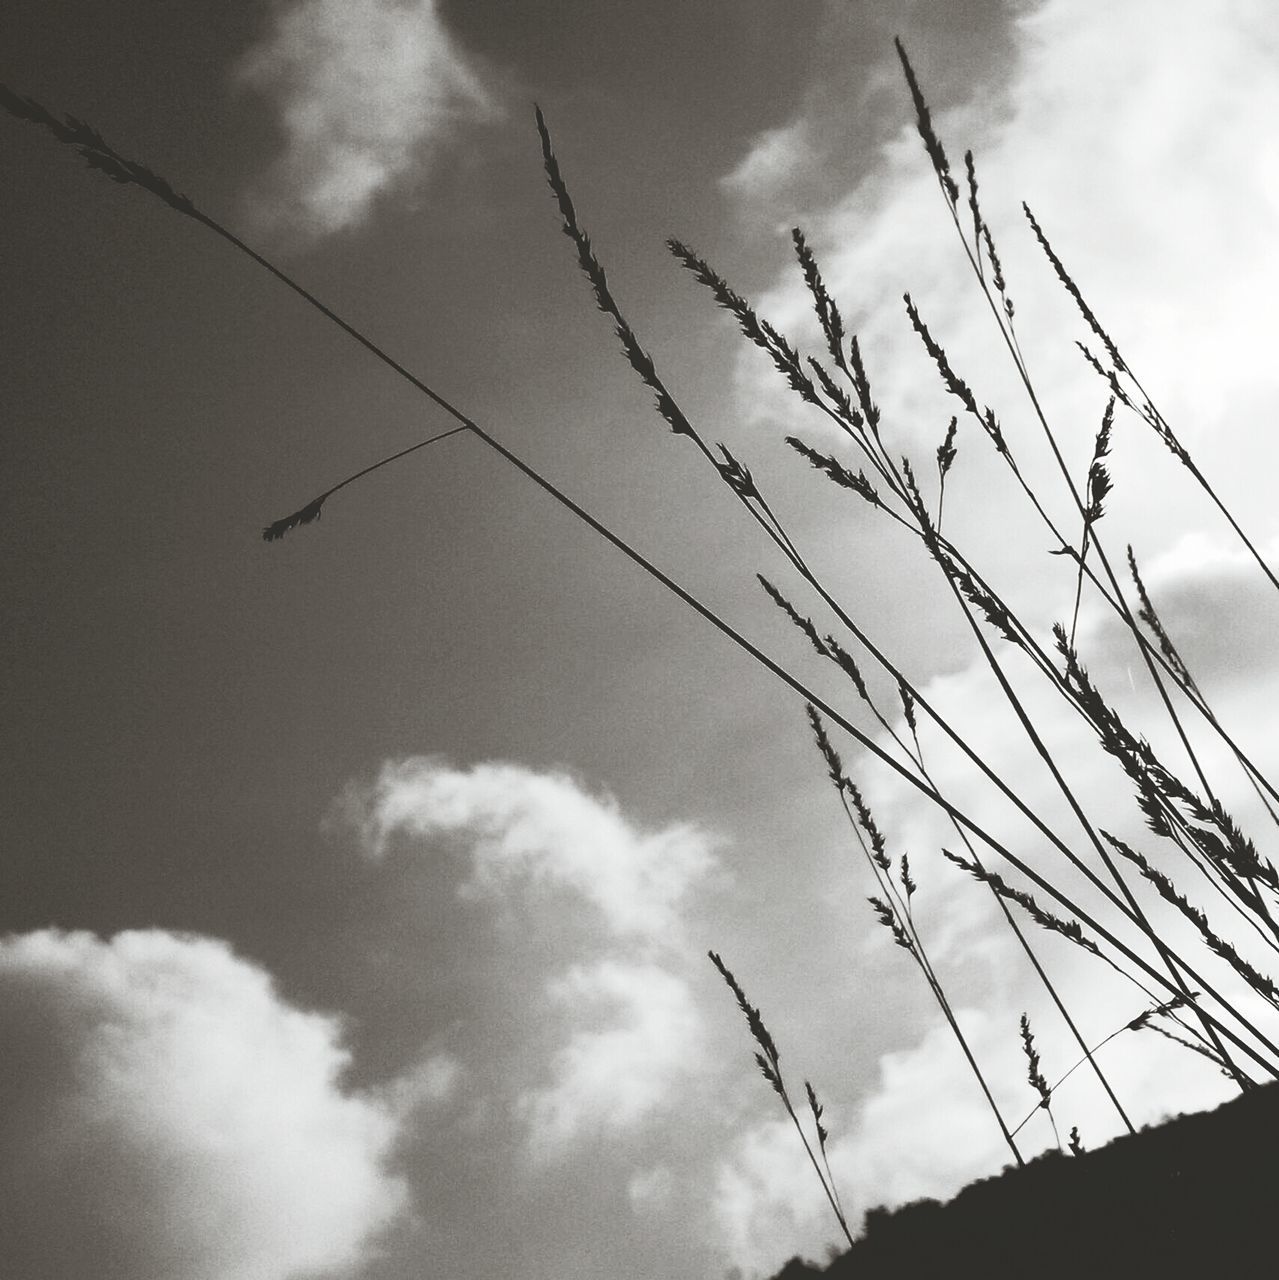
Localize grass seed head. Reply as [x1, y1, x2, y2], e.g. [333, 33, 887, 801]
[894, 39, 960, 205]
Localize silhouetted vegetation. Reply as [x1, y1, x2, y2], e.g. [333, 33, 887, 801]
[771, 1079, 1278, 1279]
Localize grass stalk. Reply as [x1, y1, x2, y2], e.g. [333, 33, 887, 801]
[709, 952, 855, 1245]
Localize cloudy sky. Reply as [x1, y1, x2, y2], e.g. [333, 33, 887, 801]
[3, 1, 1279, 1277]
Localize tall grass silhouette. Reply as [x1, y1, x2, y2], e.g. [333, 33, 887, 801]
[4, 33, 1277, 1256]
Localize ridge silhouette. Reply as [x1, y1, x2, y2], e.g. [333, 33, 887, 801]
[770, 1080, 1277, 1280]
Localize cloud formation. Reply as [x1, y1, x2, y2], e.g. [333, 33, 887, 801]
[335, 757, 720, 1161]
[728, 0, 1279, 572]
[721, 120, 817, 215]
[519, 958, 704, 1156]
[0, 929, 404, 1280]
[342, 756, 719, 943]
[237, 0, 495, 237]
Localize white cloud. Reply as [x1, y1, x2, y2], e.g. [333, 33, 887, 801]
[721, 120, 816, 210]
[712, 1115, 832, 1279]
[339, 756, 719, 943]
[237, 0, 495, 237]
[627, 1163, 676, 1214]
[727, 0, 1279, 581]
[519, 959, 704, 1157]
[0, 929, 404, 1280]
[333, 757, 722, 1164]
[377, 1050, 463, 1118]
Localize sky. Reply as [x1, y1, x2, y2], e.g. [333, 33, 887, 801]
[3, 1, 1279, 1277]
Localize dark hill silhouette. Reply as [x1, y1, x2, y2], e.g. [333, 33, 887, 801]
[770, 1080, 1278, 1280]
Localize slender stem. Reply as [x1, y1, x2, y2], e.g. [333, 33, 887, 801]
[912, 755, 1135, 1133]
[779, 1088, 856, 1246]
[833, 785, 1025, 1164]
[1181, 455, 1279, 594]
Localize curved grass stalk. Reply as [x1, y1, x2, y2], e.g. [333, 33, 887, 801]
[1009, 994, 1213, 1140]
[806, 706, 1026, 1164]
[709, 952, 856, 1245]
